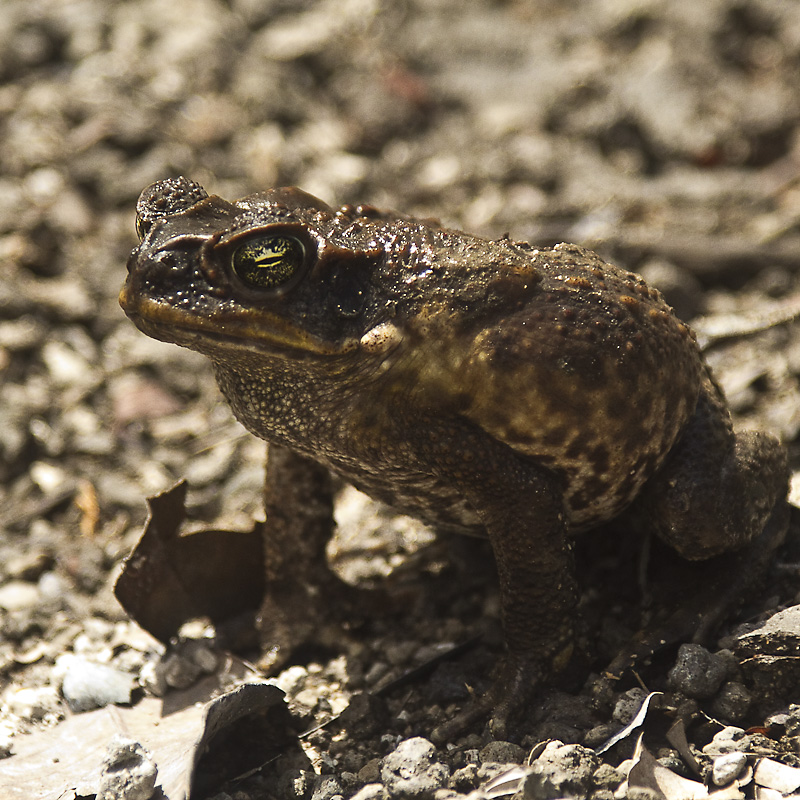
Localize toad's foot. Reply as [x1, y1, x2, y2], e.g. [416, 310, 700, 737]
[430, 654, 548, 744]
[256, 576, 393, 672]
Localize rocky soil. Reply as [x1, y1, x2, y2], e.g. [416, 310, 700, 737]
[2, 1, 800, 798]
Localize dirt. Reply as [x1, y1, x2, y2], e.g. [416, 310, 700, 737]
[2, 1, 800, 798]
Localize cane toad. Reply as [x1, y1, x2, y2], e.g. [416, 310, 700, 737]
[121, 177, 788, 737]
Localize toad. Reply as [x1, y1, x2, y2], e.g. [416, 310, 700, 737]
[121, 177, 788, 738]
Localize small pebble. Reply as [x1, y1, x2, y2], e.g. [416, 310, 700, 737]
[139, 659, 167, 697]
[311, 776, 344, 800]
[612, 688, 648, 724]
[6, 550, 52, 581]
[703, 726, 747, 757]
[160, 651, 202, 689]
[711, 681, 752, 723]
[668, 644, 727, 699]
[382, 737, 450, 799]
[593, 762, 625, 790]
[29, 461, 69, 493]
[764, 712, 790, 732]
[626, 788, 661, 800]
[97, 735, 157, 800]
[358, 758, 382, 784]
[180, 639, 219, 673]
[712, 751, 748, 786]
[524, 740, 599, 799]
[37, 571, 67, 602]
[60, 657, 135, 712]
[448, 764, 479, 793]
[0, 581, 40, 611]
[42, 339, 91, 386]
[479, 741, 525, 765]
[350, 785, 387, 800]
[277, 767, 314, 800]
[786, 705, 800, 736]
[4, 686, 61, 721]
[274, 665, 309, 694]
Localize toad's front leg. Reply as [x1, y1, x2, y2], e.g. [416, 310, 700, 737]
[255, 445, 335, 670]
[257, 445, 384, 671]
[411, 419, 577, 742]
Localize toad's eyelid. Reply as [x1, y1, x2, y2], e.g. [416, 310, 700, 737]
[155, 232, 215, 250]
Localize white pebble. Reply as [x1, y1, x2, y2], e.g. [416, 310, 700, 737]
[97, 736, 157, 800]
[0, 581, 40, 611]
[60, 657, 135, 712]
[712, 751, 748, 786]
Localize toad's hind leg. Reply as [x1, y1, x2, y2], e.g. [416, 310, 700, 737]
[640, 375, 788, 563]
[606, 376, 789, 677]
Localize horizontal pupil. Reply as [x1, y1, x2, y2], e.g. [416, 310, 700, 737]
[255, 254, 285, 268]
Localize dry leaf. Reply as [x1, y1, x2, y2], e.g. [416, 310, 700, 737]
[753, 758, 800, 795]
[0, 658, 287, 800]
[626, 735, 746, 800]
[666, 718, 702, 776]
[115, 481, 265, 642]
[596, 691, 661, 755]
[755, 789, 784, 800]
[481, 765, 528, 798]
[628, 735, 713, 800]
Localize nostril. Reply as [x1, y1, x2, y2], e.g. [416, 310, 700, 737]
[125, 250, 138, 275]
[135, 215, 150, 240]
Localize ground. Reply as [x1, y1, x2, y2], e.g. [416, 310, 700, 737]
[2, 1, 800, 798]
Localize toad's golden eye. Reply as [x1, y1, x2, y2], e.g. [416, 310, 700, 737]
[135, 215, 148, 241]
[231, 235, 305, 290]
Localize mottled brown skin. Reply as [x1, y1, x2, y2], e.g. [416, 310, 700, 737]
[121, 177, 788, 738]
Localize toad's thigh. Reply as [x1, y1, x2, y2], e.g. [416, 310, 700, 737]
[632, 382, 788, 560]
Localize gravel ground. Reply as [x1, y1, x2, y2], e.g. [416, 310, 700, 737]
[2, 1, 800, 798]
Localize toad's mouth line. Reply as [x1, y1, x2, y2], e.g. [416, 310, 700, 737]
[119, 287, 357, 358]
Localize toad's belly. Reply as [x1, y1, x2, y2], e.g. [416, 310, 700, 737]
[335, 462, 485, 535]
[323, 433, 655, 536]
